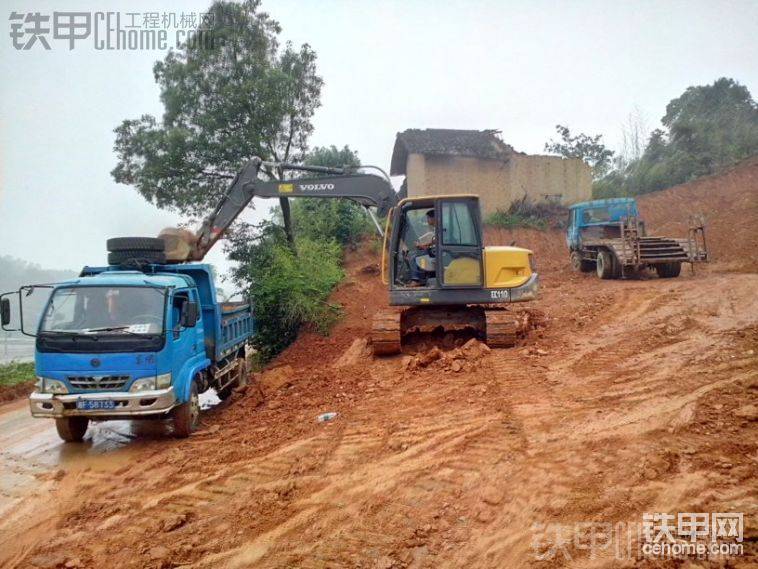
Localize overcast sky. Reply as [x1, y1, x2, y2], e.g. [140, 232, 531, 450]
[1, 0, 756, 283]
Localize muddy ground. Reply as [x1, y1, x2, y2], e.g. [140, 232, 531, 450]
[0, 161, 756, 568]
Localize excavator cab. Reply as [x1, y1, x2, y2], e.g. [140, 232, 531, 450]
[388, 196, 483, 289]
[382, 195, 537, 303]
[373, 194, 539, 355]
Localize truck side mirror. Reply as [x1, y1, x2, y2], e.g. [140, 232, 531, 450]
[180, 301, 199, 328]
[1, 298, 10, 327]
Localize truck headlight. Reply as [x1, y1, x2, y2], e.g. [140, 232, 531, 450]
[37, 377, 68, 394]
[130, 377, 156, 392]
[156, 372, 172, 389]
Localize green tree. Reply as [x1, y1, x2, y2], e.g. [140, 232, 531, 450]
[545, 125, 615, 179]
[661, 77, 758, 178]
[111, 0, 323, 216]
[289, 145, 372, 246]
[594, 78, 758, 198]
[226, 221, 343, 360]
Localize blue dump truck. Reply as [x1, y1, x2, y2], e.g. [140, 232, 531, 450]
[566, 197, 708, 279]
[0, 249, 254, 442]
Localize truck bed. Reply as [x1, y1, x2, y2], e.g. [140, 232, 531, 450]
[582, 236, 706, 265]
[218, 303, 254, 360]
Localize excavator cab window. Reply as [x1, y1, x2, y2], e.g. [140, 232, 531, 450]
[439, 200, 483, 287]
[394, 205, 437, 287]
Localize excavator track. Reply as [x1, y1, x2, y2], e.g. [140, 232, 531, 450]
[484, 310, 525, 348]
[372, 306, 531, 355]
[371, 310, 402, 355]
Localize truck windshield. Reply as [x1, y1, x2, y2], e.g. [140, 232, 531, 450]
[40, 286, 165, 335]
[581, 207, 612, 224]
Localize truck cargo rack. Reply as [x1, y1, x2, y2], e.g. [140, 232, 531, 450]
[583, 215, 708, 276]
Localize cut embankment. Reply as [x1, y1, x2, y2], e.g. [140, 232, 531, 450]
[485, 155, 758, 273]
[638, 156, 758, 271]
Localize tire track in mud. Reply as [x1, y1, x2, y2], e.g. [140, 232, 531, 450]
[185, 362, 530, 567]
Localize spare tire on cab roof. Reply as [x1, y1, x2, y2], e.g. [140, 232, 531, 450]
[108, 249, 167, 266]
[106, 237, 166, 253]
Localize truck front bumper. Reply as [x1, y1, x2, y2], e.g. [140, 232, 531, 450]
[29, 386, 178, 419]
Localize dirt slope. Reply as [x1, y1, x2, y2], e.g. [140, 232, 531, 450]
[1, 163, 756, 568]
[638, 156, 758, 272]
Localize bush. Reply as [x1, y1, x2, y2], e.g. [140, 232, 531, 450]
[289, 198, 372, 247]
[0, 361, 35, 387]
[226, 144, 376, 361]
[485, 196, 568, 230]
[287, 144, 373, 247]
[226, 221, 344, 362]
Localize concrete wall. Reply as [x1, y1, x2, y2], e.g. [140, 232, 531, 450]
[405, 153, 592, 217]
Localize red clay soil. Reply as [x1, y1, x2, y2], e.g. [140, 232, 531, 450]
[0, 380, 35, 404]
[0, 164, 756, 569]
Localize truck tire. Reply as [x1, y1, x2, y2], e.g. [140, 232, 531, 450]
[107, 237, 165, 252]
[217, 358, 247, 400]
[236, 359, 248, 388]
[570, 251, 593, 273]
[596, 250, 617, 280]
[173, 379, 200, 438]
[55, 417, 89, 442]
[108, 250, 167, 266]
[611, 255, 622, 279]
[656, 262, 681, 279]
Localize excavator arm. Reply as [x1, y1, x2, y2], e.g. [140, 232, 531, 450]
[164, 157, 399, 262]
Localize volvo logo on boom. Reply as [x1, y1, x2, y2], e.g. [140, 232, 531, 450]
[298, 183, 335, 192]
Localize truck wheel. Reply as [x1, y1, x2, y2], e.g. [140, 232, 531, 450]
[656, 262, 681, 279]
[570, 251, 593, 273]
[173, 380, 200, 438]
[217, 359, 247, 400]
[611, 256, 623, 279]
[596, 250, 617, 280]
[55, 417, 89, 442]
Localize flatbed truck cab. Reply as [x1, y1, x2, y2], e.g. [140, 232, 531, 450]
[1, 263, 254, 441]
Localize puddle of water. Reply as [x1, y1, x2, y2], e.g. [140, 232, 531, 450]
[0, 389, 223, 516]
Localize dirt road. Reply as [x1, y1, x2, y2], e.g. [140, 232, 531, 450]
[1, 252, 755, 568]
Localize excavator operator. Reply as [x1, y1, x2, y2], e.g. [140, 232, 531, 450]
[409, 209, 436, 286]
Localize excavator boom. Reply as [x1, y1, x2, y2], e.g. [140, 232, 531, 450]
[167, 157, 398, 262]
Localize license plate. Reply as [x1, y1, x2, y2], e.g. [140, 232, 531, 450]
[76, 400, 116, 410]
